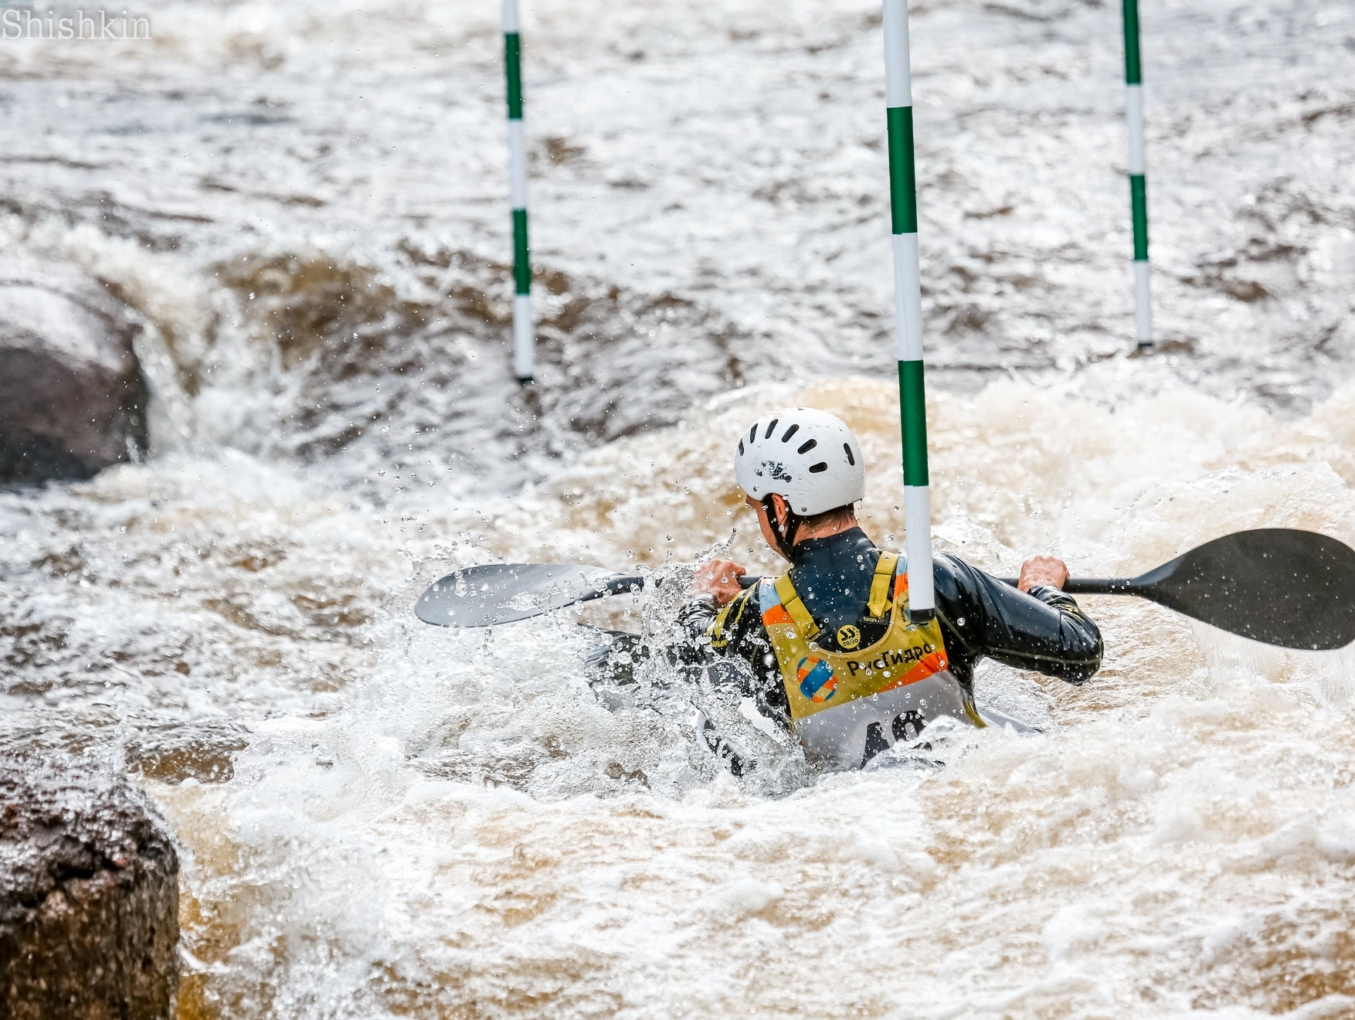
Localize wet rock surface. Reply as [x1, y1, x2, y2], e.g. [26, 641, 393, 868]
[0, 259, 149, 484]
[0, 753, 179, 1020]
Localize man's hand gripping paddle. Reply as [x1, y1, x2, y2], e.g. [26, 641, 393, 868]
[415, 529, 1355, 651]
[1001, 528, 1355, 651]
[413, 563, 759, 775]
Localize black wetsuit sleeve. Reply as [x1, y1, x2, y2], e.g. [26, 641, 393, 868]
[933, 554, 1103, 685]
[677, 588, 790, 724]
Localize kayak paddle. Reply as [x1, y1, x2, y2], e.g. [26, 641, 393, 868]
[414, 562, 757, 628]
[414, 563, 644, 628]
[997, 528, 1355, 651]
[415, 529, 1355, 651]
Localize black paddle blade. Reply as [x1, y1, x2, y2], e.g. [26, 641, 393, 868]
[415, 563, 642, 628]
[1128, 528, 1355, 651]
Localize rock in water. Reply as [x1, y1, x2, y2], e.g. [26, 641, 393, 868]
[0, 259, 150, 483]
[0, 754, 179, 1020]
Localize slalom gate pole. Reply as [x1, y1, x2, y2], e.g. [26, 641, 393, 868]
[882, 0, 934, 622]
[503, 0, 534, 381]
[1123, 0, 1152, 349]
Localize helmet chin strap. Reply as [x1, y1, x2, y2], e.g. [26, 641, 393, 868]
[762, 495, 802, 561]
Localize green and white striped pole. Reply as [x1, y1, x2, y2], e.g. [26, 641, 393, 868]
[503, 0, 534, 381]
[882, 0, 934, 622]
[1123, 0, 1152, 349]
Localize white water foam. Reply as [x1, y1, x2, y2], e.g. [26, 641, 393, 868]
[4, 0, 1355, 1015]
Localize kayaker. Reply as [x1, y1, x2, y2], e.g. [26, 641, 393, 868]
[681, 407, 1102, 769]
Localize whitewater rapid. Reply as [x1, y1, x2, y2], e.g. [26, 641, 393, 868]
[3, 0, 1355, 1017]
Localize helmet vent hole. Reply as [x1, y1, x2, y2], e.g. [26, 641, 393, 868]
[797, 439, 817, 454]
[843, 444, 855, 466]
[808, 462, 828, 473]
[738, 439, 745, 456]
[764, 418, 778, 439]
[781, 424, 800, 443]
[749, 426, 758, 443]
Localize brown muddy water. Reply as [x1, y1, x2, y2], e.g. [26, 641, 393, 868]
[3, 0, 1355, 1016]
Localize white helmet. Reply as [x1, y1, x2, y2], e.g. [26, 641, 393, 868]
[734, 408, 865, 516]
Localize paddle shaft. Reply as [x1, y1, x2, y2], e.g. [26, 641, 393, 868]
[441, 568, 1127, 622]
[997, 577, 1135, 595]
[741, 575, 1132, 595]
[603, 574, 761, 594]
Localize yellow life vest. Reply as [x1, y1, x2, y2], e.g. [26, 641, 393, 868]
[759, 551, 983, 769]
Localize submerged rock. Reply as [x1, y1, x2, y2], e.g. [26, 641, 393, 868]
[0, 259, 150, 483]
[0, 753, 179, 1020]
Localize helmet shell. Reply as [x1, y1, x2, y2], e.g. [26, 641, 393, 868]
[734, 408, 865, 515]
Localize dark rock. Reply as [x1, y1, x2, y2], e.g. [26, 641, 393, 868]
[0, 259, 150, 483]
[0, 753, 179, 1020]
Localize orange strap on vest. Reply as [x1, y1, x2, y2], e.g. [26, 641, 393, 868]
[773, 573, 820, 641]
